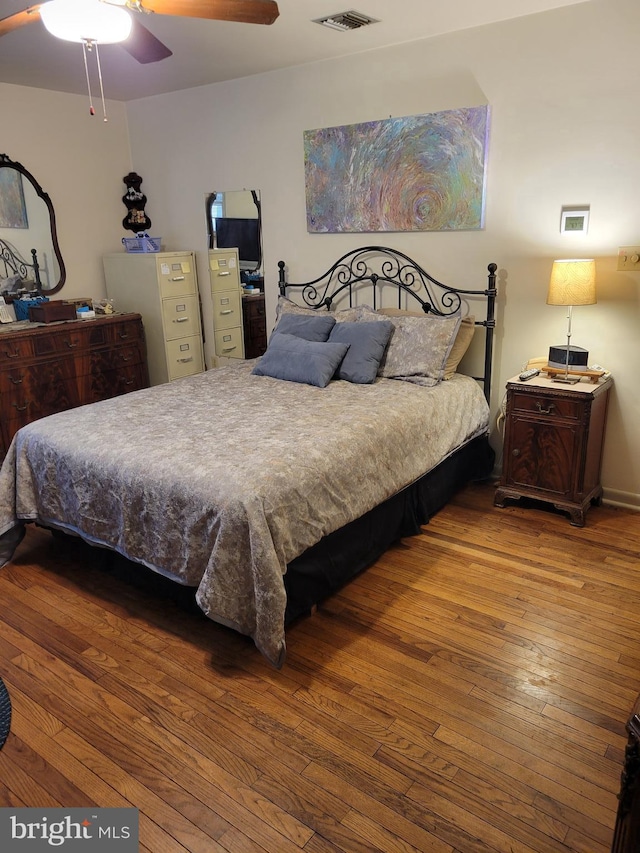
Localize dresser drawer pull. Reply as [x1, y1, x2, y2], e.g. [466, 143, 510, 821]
[169, 275, 185, 281]
[536, 401, 555, 415]
[173, 317, 189, 323]
[119, 354, 132, 362]
[512, 449, 521, 457]
[64, 339, 78, 349]
[9, 376, 23, 385]
[121, 378, 135, 386]
[177, 356, 194, 363]
[4, 349, 20, 359]
[118, 332, 130, 340]
[12, 402, 28, 412]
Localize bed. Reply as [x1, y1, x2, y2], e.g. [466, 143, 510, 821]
[0, 238, 42, 296]
[0, 247, 498, 667]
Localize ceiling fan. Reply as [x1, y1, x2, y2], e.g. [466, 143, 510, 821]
[0, 0, 281, 65]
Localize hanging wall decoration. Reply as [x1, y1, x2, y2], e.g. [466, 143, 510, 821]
[122, 172, 151, 233]
[304, 106, 490, 233]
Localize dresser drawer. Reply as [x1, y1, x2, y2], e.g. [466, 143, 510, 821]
[165, 336, 204, 380]
[212, 290, 242, 330]
[214, 326, 243, 358]
[0, 336, 34, 363]
[243, 295, 266, 320]
[158, 256, 197, 299]
[510, 390, 582, 421]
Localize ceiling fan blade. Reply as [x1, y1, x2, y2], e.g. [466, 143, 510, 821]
[0, 4, 42, 38]
[123, 16, 173, 63]
[140, 0, 279, 26]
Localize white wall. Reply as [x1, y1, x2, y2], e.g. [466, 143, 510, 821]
[124, 0, 640, 507]
[1, 83, 132, 301]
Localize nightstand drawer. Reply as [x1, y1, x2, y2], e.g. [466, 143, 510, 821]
[510, 391, 581, 420]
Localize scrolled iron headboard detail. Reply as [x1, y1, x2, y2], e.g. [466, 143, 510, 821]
[278, 246, 498, 401]
[0, 239, 42, 292]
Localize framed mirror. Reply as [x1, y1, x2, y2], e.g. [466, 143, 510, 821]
[206, 189, 263, 287]
[0, 154, 66, 298]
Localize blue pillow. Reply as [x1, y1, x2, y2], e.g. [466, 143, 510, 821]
[252, 333, 349, 387]
[328, 320, 393, 383]
[273, 312, 336, 342]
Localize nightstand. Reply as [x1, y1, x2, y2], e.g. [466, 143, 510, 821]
[494, 373, 612, 526]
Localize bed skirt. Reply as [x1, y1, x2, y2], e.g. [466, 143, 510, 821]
[284, 433, 494, 623]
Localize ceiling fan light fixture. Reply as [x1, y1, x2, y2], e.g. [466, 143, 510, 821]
[40, 0, 132, 44]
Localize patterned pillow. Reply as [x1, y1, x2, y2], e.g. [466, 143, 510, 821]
[377, 308, 475, 379]
[376, 313, 462, 385]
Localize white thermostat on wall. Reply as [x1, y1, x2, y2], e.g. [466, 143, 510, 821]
[560, 206, 590, 234]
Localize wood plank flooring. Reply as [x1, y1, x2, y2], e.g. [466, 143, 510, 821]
[0, 481, 638, 852]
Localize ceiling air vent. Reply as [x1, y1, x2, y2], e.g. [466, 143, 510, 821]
[314, 11, 380, 32]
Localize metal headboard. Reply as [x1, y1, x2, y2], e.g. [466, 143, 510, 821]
[278, 246, 498, 401]
[0, 238, 42, 292]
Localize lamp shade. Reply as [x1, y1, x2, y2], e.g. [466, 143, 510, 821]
[547, 258, 597, 306]
[40, 0, 132, 44]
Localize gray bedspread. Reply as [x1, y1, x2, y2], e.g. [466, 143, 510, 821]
[0, 362, 489, 666]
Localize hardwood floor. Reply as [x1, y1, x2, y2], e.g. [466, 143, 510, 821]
[0, 481, 638, 852]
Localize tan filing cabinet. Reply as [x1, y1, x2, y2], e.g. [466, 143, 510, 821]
[209, 248, 245, 359]
[103, 251, 205, 385]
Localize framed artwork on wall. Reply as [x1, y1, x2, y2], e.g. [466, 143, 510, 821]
[304, 105, 490, 234]
[0, 168, 28, 229]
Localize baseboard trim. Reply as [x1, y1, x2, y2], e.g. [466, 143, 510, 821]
[602, 488, 640, 511]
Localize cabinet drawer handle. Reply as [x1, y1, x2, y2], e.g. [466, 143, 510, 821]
[221, 346, 237, 353]
[220, 310, 233, 315]
[217, 271, 231, 276]
[9, 376, 23, 385]
[173, 317, 189, 323]
[119, 354, 132, 362]
[177, 356, 194, 363]
[536, 401, 555, 415]
[4, 349, 20, 359]
[12, 402, 28, 412]
[118, 332, 130, 340]
[64, 339, 78, 349]
[169, 276, 185, 281]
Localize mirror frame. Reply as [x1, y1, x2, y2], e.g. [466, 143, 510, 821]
[0, 153, 66, 296]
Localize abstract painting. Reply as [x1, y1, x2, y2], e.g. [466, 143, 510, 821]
[0, 169, 28, 229]
[304, 106, 490, 233]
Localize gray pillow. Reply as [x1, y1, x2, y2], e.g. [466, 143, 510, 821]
[328, 320, 393, 384]
[273, 312, 336, 341]
[252, 333, 349, 387]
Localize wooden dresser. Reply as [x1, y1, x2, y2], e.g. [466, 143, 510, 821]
[242, 293, 267, 359]
[0, 313, 149, 459]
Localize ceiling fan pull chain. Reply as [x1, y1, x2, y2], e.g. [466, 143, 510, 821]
[81, 40, 96, 117]
[94, 41, 109, 122]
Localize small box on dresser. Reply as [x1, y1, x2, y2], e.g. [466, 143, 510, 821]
[494, 372, 612, 526]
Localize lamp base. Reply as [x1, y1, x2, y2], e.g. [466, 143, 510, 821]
[552, 374, 581, 385]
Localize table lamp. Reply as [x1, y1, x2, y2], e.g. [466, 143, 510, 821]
[546, 258, 596, 384]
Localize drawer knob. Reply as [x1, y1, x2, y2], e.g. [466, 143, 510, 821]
[512, 449, 520, 457]
[536, 401, 555, 415]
